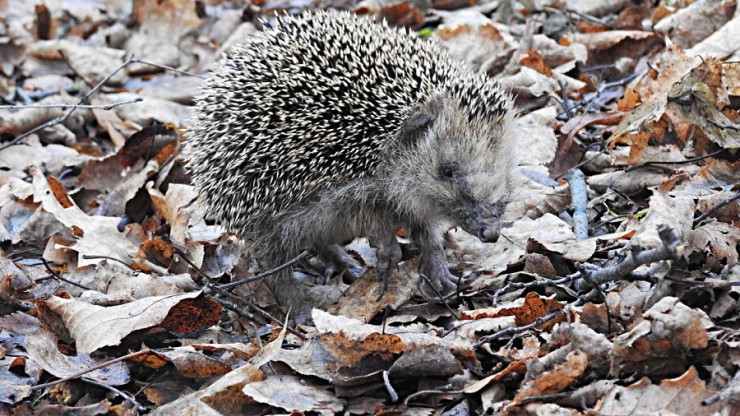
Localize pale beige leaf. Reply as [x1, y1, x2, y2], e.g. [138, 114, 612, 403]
[25, 330, 129, 385]
[514, 107, 558, 166]
[562, 0, 630, 17]
[514, 349, 589, 401]
[597, 367, 721, 415]
[687, 13, 740, 60]
[31, 168, 139, 268]
[249, 313, 289, 368]
[148, 364, 263, 416]
[242, 375, 345, 416]
[631, 190, 695, 249]
[44, 291, 201, 354]
[97, 93, 189, 126]
[654, 0, 733, 49]
[311, 309, 466, 354]
[27, 39, 127, 85]
[0, 356, 34, 404]
[449, 316, 517, 342]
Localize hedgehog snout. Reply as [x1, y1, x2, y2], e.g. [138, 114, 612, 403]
[477, 223, 500, 243]
[459, 215, 500, 243]
[458, 200, 504, 243]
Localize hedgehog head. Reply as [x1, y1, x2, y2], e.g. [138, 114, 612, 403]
[386, 74, 516, 241]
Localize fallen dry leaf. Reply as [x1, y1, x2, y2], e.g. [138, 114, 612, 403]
[25, 330, 130, 385]
[2, 2, 738, 414]
[27, 39, 127, 84]
[0, 356, 37, 404]
[611, 297, 710, 375]
[242, 374, 345, 416]
[597, 367, 724, 415]
[513, 349, 589, 402]
[40, 291, 207, 354]
[32, 168, 139, 269]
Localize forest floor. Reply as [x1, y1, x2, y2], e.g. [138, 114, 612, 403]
[0, 0, 738, 415]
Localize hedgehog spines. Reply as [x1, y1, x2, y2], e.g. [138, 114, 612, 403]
[185, 10, 512, 239]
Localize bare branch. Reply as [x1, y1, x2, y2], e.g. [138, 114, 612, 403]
[0, 97, 143, 111]
[474, 294, 592, 348]
[0, 56, 137, 150]
[693, 192, 740, 225]
[573, 225, 680, 290]
[30, 348, 153, 391]
[492, 273, 579, 305]
[491, 227, 681, 305]
[566, 169, 589, 240]
[129, 58, 206, 79]
[215, 250, 310, 290]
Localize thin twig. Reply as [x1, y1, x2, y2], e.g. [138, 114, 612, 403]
[207, 288, 270, 327]
[247, 301, 309, 339]
[40, 258, 92, 291]
[600, 73, 641, 89]
[517, 392, 570, 405]
[663, 275, 730, 287]
[30, 348, 153, 391]
[693, 192, 740, 225]
[552, 152, 605, 180]
[82, 377, 144, 411]
[625, 149, 724, 172]
[209, 295, 307, 340]
[419, 273, 460, 320]
[573, 225, 680, 290]
[215, 251, 310, 289]
[0, 98, 143, 110]
[81, 254, 133, 269]
[557, 80, 573, 120]
[173, 247, 218, 284]
[129, 58, 206, 79]
[707, 118, 740, 131]
[382, 371, 399, 402]
[1, 56, 136, 150]
[405, 389, 460, 406]
[492, 227, 680, 304]
[474, 295, 591, 348]
[175, 248, 308, 338]
[555, 71, 640, 120]
[703, 370, 740, 405]
[492, 273, 580, 305]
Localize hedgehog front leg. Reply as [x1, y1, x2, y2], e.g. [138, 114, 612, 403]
[413, 227, 459, 294]
[418, 249, 458, 293]
[369, 230, 403, 299]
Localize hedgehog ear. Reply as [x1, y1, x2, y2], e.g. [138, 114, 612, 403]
[398, 95, 445, 145]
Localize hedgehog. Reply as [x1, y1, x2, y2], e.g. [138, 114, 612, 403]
[185, 10, 516, 314]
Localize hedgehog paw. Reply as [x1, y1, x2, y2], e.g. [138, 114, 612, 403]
[314, 244, 365, 284]
[418, 249, 459, 296]
[373, 234, 403, 300]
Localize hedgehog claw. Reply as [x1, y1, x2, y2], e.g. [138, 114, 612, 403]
[418, 250, 458, 295]
[313, 244, 361, 284]
[373, 233, 402, 301]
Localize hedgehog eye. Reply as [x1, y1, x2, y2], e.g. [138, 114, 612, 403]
[439, 162, 459, 179]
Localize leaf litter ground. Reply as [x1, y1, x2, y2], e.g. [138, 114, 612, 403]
[0, 0, 738, 415]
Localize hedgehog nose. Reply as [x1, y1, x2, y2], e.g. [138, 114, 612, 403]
[477, 225, 500, 243]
